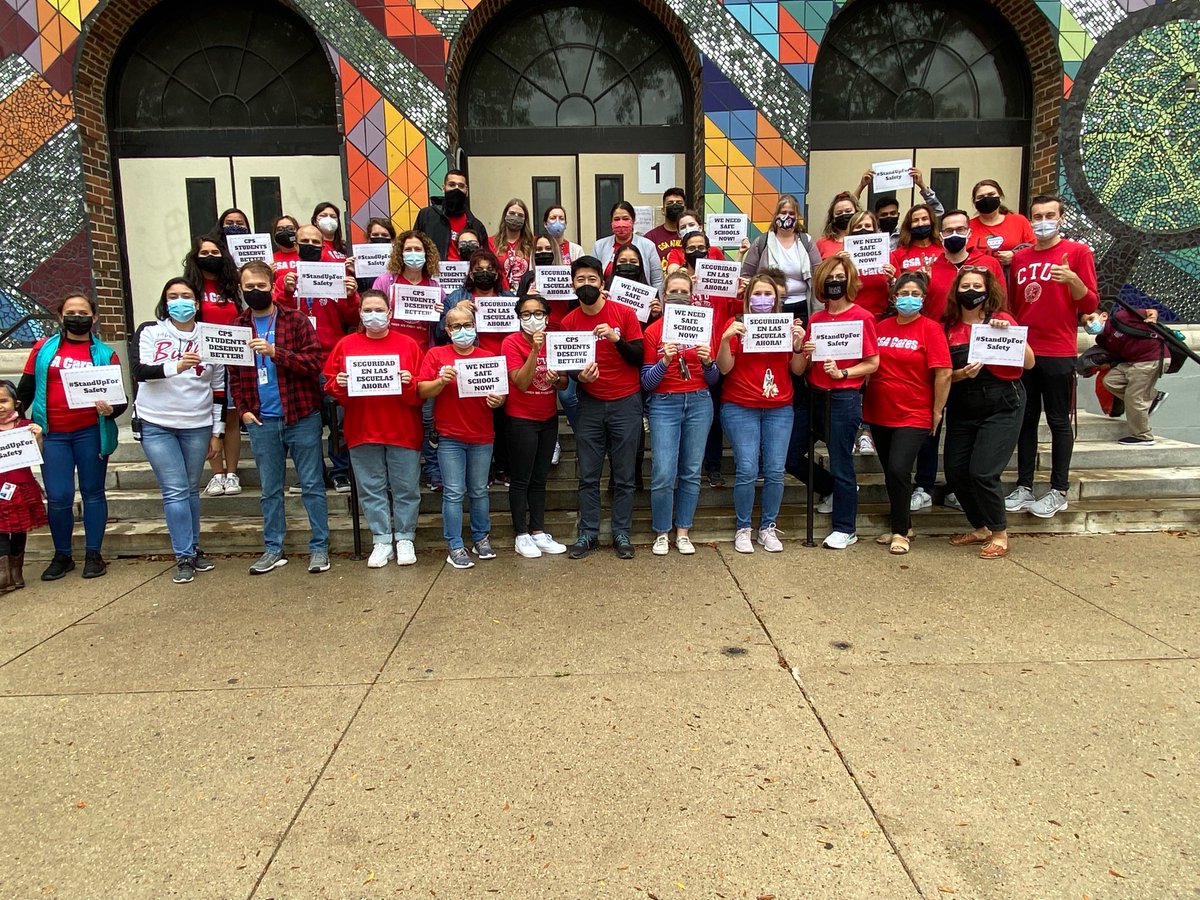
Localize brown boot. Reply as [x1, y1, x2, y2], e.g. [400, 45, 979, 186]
[10, 553, 24, 589]
[0, 556, 13, 594]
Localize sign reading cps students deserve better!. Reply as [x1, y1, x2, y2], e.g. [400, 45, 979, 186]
[843, 232, 889, 276]
[742, 313, 795, 353]
[536, 265, 575, 301]
[608, 276, 654, 322]
[475, 296, 518, 333]
[545, 332, 596, 371]
[810, 320, 864, 361]
[708, 214, 748, 248]
[197, 323, 255, 366]
[662, 304, 713, 347]
[693, 258, 741, 297]
[346, 355, 403, 396]
[967, 323, 1029, 366]
[454, 355, 509, 397]
[390, 283, 441, 322]
[225, 233, 274, 267]
[58, 365, 125, 409]
[351, 243, 391, 280]
[295, 262, 347, 299]
[0, 426, 41, 474]
[438, 261, 469, 292]
[872, 159, 914, 192]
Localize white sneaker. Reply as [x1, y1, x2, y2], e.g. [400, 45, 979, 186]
[675, 535, 695, 555]
[367, 542, 394, 568]
[1005, 485, 1035, 512]
[1029, 488, 1069, 519]
[823, 530, 858, 550]
[652, 534, 670, 556]
[531, 532, 567, 554]
[758, 524, 783, 552]
[395, 539, 416, 566]
[551, 441, 561, 466]
[514, 534, 542, 558]
[734, 527, 754, 553]
[910, 488, 932, 511]
[817, 494, 833, 514]
[856, 433, 876, 455]
[222, 472, 242, 495]
[204, 473, 226, 496]
[943, 491, 962, 510]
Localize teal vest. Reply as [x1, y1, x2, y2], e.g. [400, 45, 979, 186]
[30, 333, 121, 457]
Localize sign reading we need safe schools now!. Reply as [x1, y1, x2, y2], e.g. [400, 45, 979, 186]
[662, 304, 713, 347]
[454, 356, 509, 397]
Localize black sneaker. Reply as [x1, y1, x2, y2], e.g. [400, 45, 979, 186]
[568, 535, 597, 559]
[172, 559, 196, 584]
[40, 552, 75, 581]
[332, 474, 352, 493]
[82, 551, 107, 579]
[1117, 435, 1156, 446]
[1149, 391, 1169, 417]
[707, 470, 725, 488]
[192, 549, 216, 572]
[613, 534, 635, 560]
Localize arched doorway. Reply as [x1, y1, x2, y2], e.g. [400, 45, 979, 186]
[106, 0, 345, 326]
[808, 0, 1038, 226]
[451, 0, 700, 249]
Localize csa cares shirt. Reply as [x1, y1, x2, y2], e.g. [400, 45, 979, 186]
[418, 344, 497, 444]
[806, 304, 878, 392]
[863, 315, 951, 430]
[200, 278, 241, 326]
[323, 330, 423, 450]
[720, 317, 793, 408]
[1008, 239, 1099, 357]
[502, 331, 557, 421]
[25, 336, 113, 432]
[561, 300, 642, 401]
[890, 244, 941, 275]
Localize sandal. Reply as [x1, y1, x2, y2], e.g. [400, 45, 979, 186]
[889, 534, 910, 555]
[949, 532, 991, 546]
[876, 530, 915, 545]
[979, 541, 1010, 559]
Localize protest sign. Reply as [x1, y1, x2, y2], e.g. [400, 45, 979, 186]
[59, 365, 125, 409]
[197, 323, 254, 366]
[545, 332, 596, 370]
[742, 313, 794, 353]
[536, 265, 575, 301]
[0, 426, 41, 474]
[608, 276, 655, 322]
[634, 206, 655, 235]
[872, 159, 914, 192]
[694, 258, 740, 297]
[968, 323, 1028, 366]
[454, 355, 509, 397]
[346, 355, 403, 396]
[296, 261, 347, 298]
[810, 320, 864, 361]
[226, 233, 274, 267]
[843, 231, 890, 276]
[475, 296, 518, 333]
[352, 243, 391, 280]
[391, 283, 441, 322]
[662, 304, 713, 347]
[438, 261, 469, 292]
[708, 214, 748, 248]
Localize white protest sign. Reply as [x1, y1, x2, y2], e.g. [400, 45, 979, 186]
[59, 365, 124, 409]
[662, 304, 713, 348]
[634, 206, 655, 235]
[475, 296, 517, 334]
[545, 332, 596, 371]
[693, 258, 741, 298]
[536, 265, 575, 301]
[0, 426, 41, 474]
[346, 355, 403, 397]
[391, 283, 441, 322]
[296, 261, 347, 299]
[708, 214, 748, 248]
[843, 231, 889, 276]
[439, 261, 469, 292]
[454, 355, 509, 397]
[352, 243, 391, 280]
[810, 320, 864, 361]
[742, 313, 795, 353]
[968, 323, 1028, 366]
[197, 322, 255, 366]
[608, 276, 655, 322]
[226, 233, 274, 267]
[872, 159, 914, 192]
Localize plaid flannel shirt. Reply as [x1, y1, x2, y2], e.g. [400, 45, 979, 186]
[230, 303, 324, 425]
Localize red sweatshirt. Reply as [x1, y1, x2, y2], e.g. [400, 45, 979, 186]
[1009, 239, 1099, 357]
[323, 330, 423, 450]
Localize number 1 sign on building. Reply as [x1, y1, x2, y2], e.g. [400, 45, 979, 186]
[638, 155, 676, 195]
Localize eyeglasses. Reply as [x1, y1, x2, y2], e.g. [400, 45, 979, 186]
[895, 292, 924, 298]
[959, 265, 991, 274]
[517, 312, 546, 321]
[445, 322, 474, 334]
[942, 227, 971, 237]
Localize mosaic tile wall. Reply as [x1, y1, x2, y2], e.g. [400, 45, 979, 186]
[0, 0, 1195, 334]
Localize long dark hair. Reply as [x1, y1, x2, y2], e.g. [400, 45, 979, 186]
[607, 242, 649, 287]
[465, 248, 502, 292]
[311, 201, 346, 253]
[207, 207, 251, 246]
[884, 272, 928, 318]
[154, 277, 204, 323]
[181, 235, 242, 311]
[942, 267, 1008, 329]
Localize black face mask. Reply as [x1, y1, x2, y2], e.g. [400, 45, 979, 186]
[223, 224, 249, 236]
[244, 289, 273, 312]
[369, 235, 392, 244]
[471, 269, 498, 289]
[196, 255, 225, 274]
[664, 202, 685, 223]
[533, 251, 555, 267]
[824, 280, 848, 300]
[62, 314, 93, 336]
[943, 235, 968, 254]
[576, 285, 601, 306]
[614, 263, 641, 280]
[684, 249, 707, 265]
[443, 188, 467, 216]
[297, 243, 323, 262]
[833, 212, 854, 231]
[974, 196, 1002, 215]
[457, 242, 479, 258]
[879, 215, 900, 234]
[910, 225, 934, 240]
[957, 288, 988, 310]
[274, 229, 296, 248]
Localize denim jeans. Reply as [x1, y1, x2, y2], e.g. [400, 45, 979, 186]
[41, 424, 109, 554]
[421, 397, 441, 485]
[557, 378, 579, 431]
[141, 421, 210, 560]
[320, 378, 350, 481]
[438, 437, 492, 549]
[349, 443, 421, 543]
[246, 412, 329, 553]
[786, 388, 835, 497]
[703, 380, 724, 474]
[720, 402, 793, 530]
[648, 389, 713, 533]
[810, 389, 862, 534]
[575, 390, 642, 538]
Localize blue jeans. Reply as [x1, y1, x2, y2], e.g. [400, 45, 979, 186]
[349, 443, 421, 543]
[438, 437, 492, 549]
[421, 397, 441, 485]
[41, 424, 108, 555]
[247, 412, 329, 553]
[648, 389, 713, 533]
[320, 377, 349, 481]
[810, 389, 862, 534]
[720, 403, 793, 531]
[557, 379, 579, 430]
[141, 421, 210, 560]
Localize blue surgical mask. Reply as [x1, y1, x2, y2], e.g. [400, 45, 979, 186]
[167, 299, 196, 322]
[1032, 220, 1060, 240]
[450, 327, 476, 347]
[1085, 318, 1104, 335]
[402, 250, 425, 269]
[545, 221, 566, 239]
[895, 295, 924, 316]
[361, 310, 390, 331]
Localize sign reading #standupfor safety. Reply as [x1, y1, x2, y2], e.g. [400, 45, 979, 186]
[454, 355, 509, 397]
[197, 323, 255, 366]
[295, 261, 347, 298]
[0, 426, 41, 474]
[968, 323, 1028, 366]
[346, 355, 403, 396]
[809, 320, 864, 361]
[58, 365, 125, 409]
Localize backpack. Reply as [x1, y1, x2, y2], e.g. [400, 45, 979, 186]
[1110, 314, 1188, 375]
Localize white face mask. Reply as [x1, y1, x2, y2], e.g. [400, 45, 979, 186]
[520, 313, 547, 334]
[361, 310, 390, 332]
[316, 215, 339, 235]
[1032, 219, 1060, 240]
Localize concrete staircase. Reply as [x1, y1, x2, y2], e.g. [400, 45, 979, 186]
[23, 409, 1200, 558]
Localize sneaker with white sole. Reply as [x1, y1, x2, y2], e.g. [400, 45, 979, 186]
[1117, 435, 1155, 446]
[944, 492, 962, 510]
[307, 549, 331, 573]
[817, 494, 833, 514]
[758, 524, 783, 552]
[822, 530, 858, 550]
[514, 534, 542, 559]
[652, 534, 670, 556]
[734, 527, 754, 553]
[1029, 488, 1068, 518]
[551, 441, 562, 465]
[473, 535, 497, 559]
[531, 532, 566, 554]
[910, 487, 932, 511]
[248, 549, 287, 574]
[856, 433, 876, 455]
[204, 473, 226, 496]
[675, 535, 695, 555]
[367, 542, 394, 568]
[222, 472, 242, 495]
[395, 539, 416, 566]
[1004, 485, 1035, 512]
[447, 547, 474, 569]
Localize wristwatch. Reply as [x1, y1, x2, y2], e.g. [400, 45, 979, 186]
[839, 368, 849, 379]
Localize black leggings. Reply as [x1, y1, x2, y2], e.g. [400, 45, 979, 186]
[507, 415, 558, 533]
[869, 424, 928, 535]
[1018, 356, 1075, 492]
[0, 532, 27, 556]
[945, 379, 1025, 532]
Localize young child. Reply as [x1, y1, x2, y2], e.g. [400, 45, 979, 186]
[1085, 306, 1171, 446]
[0, 379, 47, 591]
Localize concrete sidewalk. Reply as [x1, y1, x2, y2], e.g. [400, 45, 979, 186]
[1, 534, 1196, 898]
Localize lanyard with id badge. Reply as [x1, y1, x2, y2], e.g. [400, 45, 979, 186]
[303, 299, 318, 332]
[253, 312, 277, 386]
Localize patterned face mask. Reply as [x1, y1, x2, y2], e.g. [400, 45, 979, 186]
[761, 367, 779, 399]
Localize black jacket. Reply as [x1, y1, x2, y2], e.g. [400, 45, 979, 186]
[413, 196, 488, 257]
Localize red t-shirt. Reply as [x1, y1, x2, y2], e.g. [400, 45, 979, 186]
[720, 317, 793, 409]
[947, 313, 1024, 381]
[561, 300, 642, 401]
[969, 213, 1034, 255]
[418, 344, 497, 444]
[890, 244, 941, 275]
[502, 331, 557, 421]
[25, 337, 115, 432]
[271, 248, 299, 274]
[855, 273, 891, 319]
[664, 245, 727, 271]
[642, 317, 718, 394]
[201, 278, 240, 326]
[815, 236, 843, 259]
[863, 315, 951, 429]
[1009, 239, 1099, 357]
[323, 331, 423, 449]
[498, 240, 529, 292]
[373, 272, 438, 352]
[470, 293, 517, 356]
[806, 304, 878, 392]
[925, 251, 1005, 322]
[445, 214, 469, 260]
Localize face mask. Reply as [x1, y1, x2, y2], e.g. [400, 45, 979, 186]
[520, 314, 547, 334]
[824, 280, 848, 300]
[685, 248, 707, 265]
[167, 300, 196, 322]
[749, 294, 776, 313]
[274, 229, 296, 248]
[244, 288, 273, 312]
[297, 243, 323, 262]
[775, 213, 797, 231]
[450, 327, 476, 347]
[942, 234, 968, 254]
[611, 221, 633, 242]
[957, 288, 987, 310]
[851, 228, 875, 236]
[533, 251, 555, 266]
[895, 295, 924, 315]
[1032, 220, 1060, 239]
[316, 215, 338, 235]
[443, 188, 467, 215]
[678, 224, 701, 240]
[663, 292, 690, 305]
[504, 214, 525, 230]
[361, 310, 390, 332]
[223, 224, 249, 236]
[196, 255, 224, 273]
[833, 212, 853, 231]
[63, 314, 94, 335]
[910, 225, 933, 241]
[576, 285, 601, 306]
[402, 250, 425, 269]
[974, 196, 1002, 215]
[471, 269, 497, 289]
[457, 241, 479, 257]
[879, 215, 900, 234]
[369, 235, 392, 244]
[665, 202, 685, 223]
[1085, 318, 1104, 335]
[545, 220, 566, 239]
[614, 263, 640, 280]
